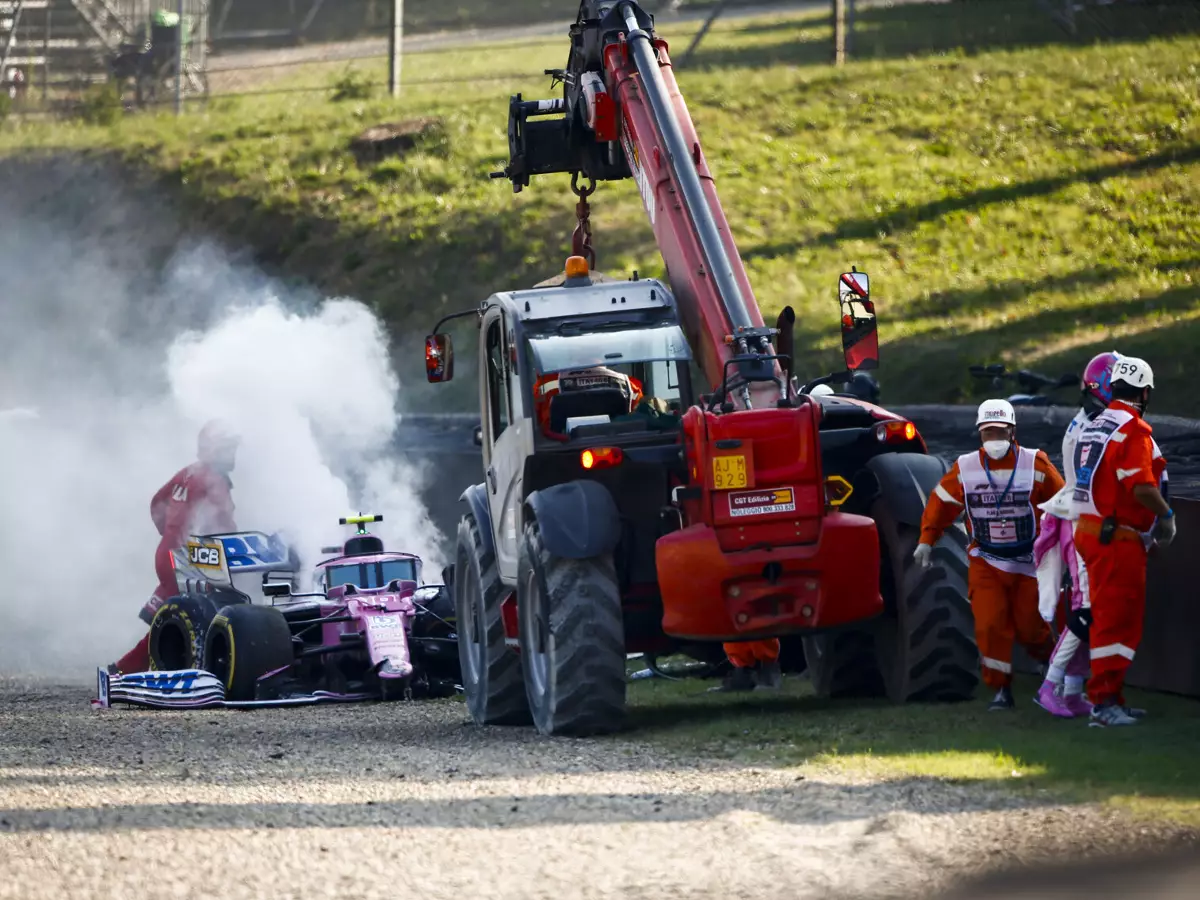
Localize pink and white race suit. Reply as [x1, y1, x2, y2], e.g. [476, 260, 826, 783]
[1035, 407, 1168, 693]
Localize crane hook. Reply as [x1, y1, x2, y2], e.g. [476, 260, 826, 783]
[570, 171, 598, 271]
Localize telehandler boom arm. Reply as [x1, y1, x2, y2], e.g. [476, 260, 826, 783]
[492, 0, 789, 409]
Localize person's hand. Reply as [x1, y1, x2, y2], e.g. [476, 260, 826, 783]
[913, 543, 933, 569]
[1154, 511, 1177, 547]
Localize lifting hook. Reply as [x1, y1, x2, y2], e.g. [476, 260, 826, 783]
[570, 171, 598, 271]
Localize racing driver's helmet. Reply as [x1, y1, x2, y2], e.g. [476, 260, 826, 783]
[198, 419, 239, 474]
[1080, 350, 1121, 417]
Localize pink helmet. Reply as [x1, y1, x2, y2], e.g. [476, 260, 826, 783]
[1081, 351, 1122, 408]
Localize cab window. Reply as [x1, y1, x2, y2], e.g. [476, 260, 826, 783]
[485, 317, 511, 441]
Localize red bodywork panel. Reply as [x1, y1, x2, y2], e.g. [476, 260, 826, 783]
[656, 513, 882, 640]
[659, 402, 882, 638]
[589, 32, 886, 637]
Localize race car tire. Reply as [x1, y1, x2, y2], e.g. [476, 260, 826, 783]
[455, 510, 531, 726]
[412, 584, 461, 682]
[148, 594, 222, 672]
[517, 516, 626, 736]
[203, 604, 294, 702]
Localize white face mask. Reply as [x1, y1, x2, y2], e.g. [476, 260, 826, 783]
[983, 440, 1011, 460]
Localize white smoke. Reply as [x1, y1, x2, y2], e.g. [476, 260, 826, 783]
[0, 213, 443, 678]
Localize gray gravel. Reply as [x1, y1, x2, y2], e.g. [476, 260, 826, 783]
[2, 676, 1195, 900]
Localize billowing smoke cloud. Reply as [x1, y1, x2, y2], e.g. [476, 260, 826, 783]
[0, 179, 443, 678]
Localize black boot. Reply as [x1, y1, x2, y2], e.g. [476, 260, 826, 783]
[709, 665, 756, 692]
[753, 659, 782, 690]
[988, 686, 1015, 711]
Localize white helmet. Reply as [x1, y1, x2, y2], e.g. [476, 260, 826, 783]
[809, 383, 836, 397]
[976, 398, 1016, 429]
[1110, 356, 1154, 390]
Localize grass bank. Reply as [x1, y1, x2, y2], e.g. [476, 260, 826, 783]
[624, 671, 1200, 826]
[2, 0, 1198, 413]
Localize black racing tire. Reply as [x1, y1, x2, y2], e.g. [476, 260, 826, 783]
[455, 511, 531, 726]
[202, 604, 295, 702]
[870, 498, 978, 703]
[412, 583, 461, 683]
[148, 594, 222, 672]
[419, 585, 456, 636]
[517, 518, 626, 736]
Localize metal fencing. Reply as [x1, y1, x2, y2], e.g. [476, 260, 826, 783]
[8, 0, 1182, 120]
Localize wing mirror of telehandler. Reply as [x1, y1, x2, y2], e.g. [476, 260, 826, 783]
[837, 267, 879, 372]
[425, 334, 454, 383]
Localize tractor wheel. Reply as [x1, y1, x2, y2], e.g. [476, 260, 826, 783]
[148, 594, 222, 672]
[870, 499, 978, 703]
[454, 511, 530, 726]
[517, 517, 626, 736]
[801, 627, 884, 700]
[202, 604, 294, 702]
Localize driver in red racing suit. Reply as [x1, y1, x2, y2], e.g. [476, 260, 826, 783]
[109, 420, 240, 674]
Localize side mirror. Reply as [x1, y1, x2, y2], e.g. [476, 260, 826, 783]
[262, 581, 292, 598]
[774, 305, 795, 387]
[837, 268, 878, 372]
[425, 333, 454, 383]
[472, 424, 483, 446]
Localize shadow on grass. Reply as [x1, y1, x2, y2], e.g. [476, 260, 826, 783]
[896, 257, 1200, 324]
[744, 143, 1200, 263]
[682, 0, 1200, 73]
[626, 672, 1200, 810]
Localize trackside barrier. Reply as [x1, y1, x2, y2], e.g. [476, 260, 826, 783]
[1126, 496, 1200, 699]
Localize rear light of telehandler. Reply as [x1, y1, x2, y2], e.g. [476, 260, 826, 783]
[581, 447, 623, 470]
[875, 420, 918, 444]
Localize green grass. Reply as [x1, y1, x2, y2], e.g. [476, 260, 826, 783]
[2, 0, 1199, 413]
[623, 670, 1200, 826]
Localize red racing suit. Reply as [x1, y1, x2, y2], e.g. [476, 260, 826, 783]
[114, 464, 236, 674]
[918, 444, 1064, 690]
[149, 462, 237, 603]
[1069, 400, 1167, 707]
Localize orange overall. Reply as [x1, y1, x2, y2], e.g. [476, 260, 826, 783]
[1069, 400, 1166, 707]
[919, 445, 1064, 690]
[724, 639, 780, 668]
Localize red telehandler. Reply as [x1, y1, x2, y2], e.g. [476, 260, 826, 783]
[424, 1, 976, 736]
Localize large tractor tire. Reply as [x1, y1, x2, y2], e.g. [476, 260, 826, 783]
[804, 452, 978, 704]
[455, 511, 531, 726]
[517, 517, 626, 736]
[148, 594, 223, 672]
[202, 604, 294, 701]
[802, 627, 884, 700]
[870, 499, 977, 703]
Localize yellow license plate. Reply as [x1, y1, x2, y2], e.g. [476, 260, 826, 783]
[712, 455, 748, 490]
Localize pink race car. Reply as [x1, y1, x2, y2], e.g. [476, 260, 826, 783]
[94, 515, 459, 710]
